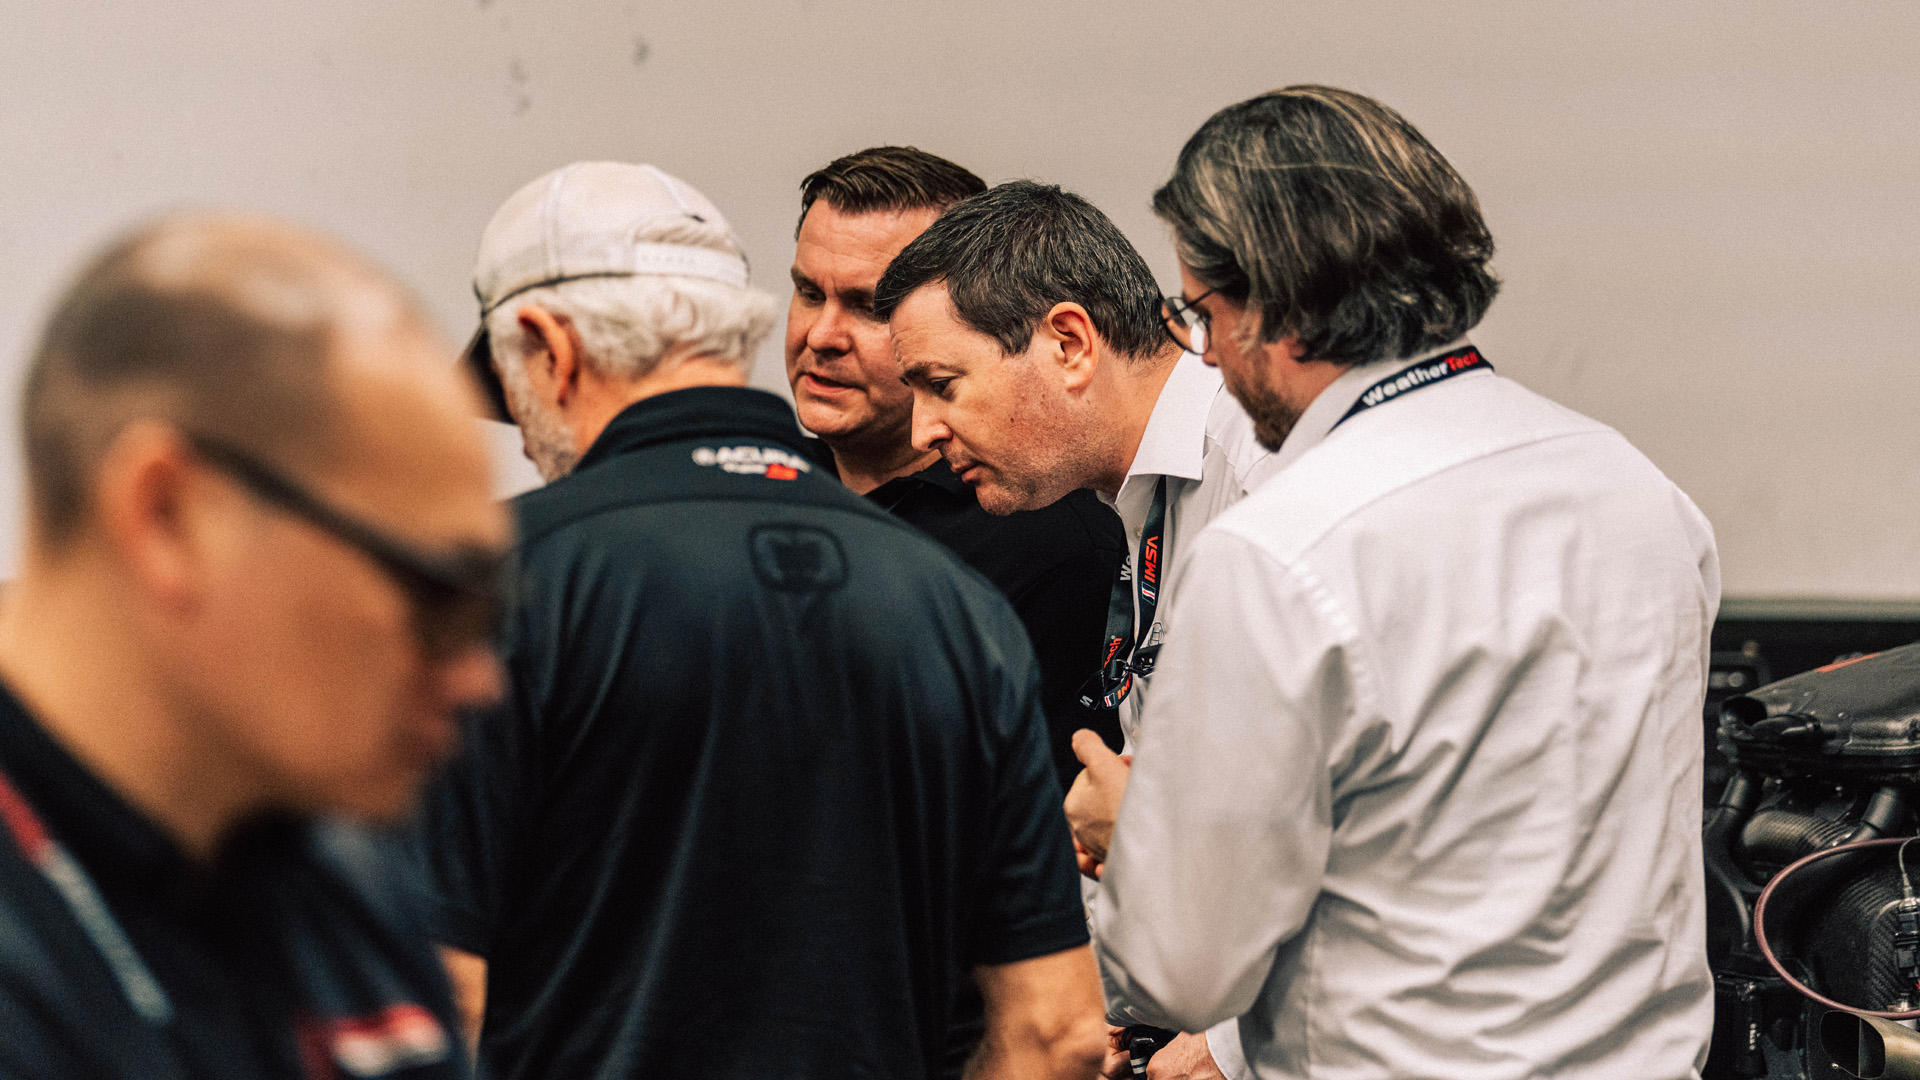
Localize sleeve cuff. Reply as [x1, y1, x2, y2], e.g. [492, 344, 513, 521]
[973, 912, 1091, 968]
[1206, 1019, 1250, 1080]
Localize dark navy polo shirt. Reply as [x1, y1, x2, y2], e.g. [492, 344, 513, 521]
[0, 683, 468, 1080]
[803, 441, 1128, 789]
[800, 445, 1124, 1080]
[410, 388, 1087, 1080]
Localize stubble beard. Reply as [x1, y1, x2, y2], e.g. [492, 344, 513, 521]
[969, 405, 1105, 516]
[973, 468, 1049, 516]
[1225, 364, 1305, 453]
[499, 357, 581, 482]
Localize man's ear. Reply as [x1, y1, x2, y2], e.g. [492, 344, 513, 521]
[1270, 333, 1309, 367]
[516, 305, 583, 408]
[94, 422, 207, 611]
[1039, 302, 1100, 393]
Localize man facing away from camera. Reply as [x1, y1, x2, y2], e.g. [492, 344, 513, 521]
[411, 161, 1106, 1080]
[0, 214, 508, 1079]
[1073, 86, 1720, 1080]
[786, 146, 1125, 793]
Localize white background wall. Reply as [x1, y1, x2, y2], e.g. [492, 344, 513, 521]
[1, 0, 1914, 599]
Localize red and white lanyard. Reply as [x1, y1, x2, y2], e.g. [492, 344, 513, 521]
[0, 764, 174, 1025]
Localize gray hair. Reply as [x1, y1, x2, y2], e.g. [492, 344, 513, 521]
[1152, 85, 1499, 364]
[485, 215, 777, 380]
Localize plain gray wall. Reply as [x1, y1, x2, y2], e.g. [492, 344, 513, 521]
[1, 0, 1915, 599]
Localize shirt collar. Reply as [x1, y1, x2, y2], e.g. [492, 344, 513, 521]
[0, 676, 346, 916]
[576, 387, 808, 473]
[1124, 352, 1222, 485]
[890, 456, 971, 498]
[802, 438, 971, 500]
[0, 677, 193, 895]
[1265, 336, 1475, 475]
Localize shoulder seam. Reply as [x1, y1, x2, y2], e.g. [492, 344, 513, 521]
[1225, 426, 1621, 563]
[517, 488, 922, 550]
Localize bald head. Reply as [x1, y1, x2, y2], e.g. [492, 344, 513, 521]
[1, 212, 508, 837]
[23, 213, 440, 546]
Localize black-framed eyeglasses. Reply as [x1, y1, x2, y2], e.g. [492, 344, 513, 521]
[1161, 289, 1215, 355]
[183, 433, 510, 661]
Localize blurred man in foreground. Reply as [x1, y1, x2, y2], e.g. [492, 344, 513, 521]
[418, 161, 1105, 1080]
[0, 214, 506, 1078]
[1080, 86, 1719, 1079]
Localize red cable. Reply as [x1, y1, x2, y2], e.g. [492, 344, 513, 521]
[1752, 835, 1920, 1020]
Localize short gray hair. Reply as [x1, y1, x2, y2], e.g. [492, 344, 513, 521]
[1152, 85, 1499, 364]
[486, 215, 776, 379]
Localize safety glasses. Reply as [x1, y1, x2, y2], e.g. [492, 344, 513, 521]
[184, 433, 509, 661]
[1161, 289, 1216, 355]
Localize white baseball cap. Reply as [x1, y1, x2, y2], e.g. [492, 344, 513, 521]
[462, 161, 751, 419]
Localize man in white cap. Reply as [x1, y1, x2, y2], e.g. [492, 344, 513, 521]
[409, 162, 1107, 1080]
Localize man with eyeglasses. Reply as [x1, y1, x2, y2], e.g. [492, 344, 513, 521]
[0, 213, 507, 1078]
[1082, 88, 1718, 1080]
[876, 179, 1278, 1080]
[410, 162, 1106, 1080]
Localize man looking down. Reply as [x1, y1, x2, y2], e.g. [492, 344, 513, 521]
[787, 146, 1125, 792]
[875, 179, 1282, 1078]
[0, 214, 506, 1079]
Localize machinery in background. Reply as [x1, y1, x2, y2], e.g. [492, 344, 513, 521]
[1706, 598, 1920, 808]
[1706, 644, 1920, 1078]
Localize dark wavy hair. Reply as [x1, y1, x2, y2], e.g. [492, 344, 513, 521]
[1153, 85, 1499, 364]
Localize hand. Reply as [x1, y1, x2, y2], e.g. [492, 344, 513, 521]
[1099, 1026, 1133, 1079]
[1063, 730, 1130, 880]
[1145, 1033, 1227, 1080]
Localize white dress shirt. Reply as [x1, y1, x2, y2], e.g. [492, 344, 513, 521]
[1100, 351, 1276, 743]
[1093, 344, 1720, 1080]
[1093, 351, 1275, 1079]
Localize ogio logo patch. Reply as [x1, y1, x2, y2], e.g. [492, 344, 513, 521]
[749, 524, 847, 592]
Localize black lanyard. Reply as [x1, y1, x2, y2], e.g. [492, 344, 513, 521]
[0, 762, 175, 1026]
[1331, 346, 1491, 431]
[1079, 475, 1167, 710]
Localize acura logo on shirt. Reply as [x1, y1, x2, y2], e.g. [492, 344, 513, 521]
[691, 445, 814, 479]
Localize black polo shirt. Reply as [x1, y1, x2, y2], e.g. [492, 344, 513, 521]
[0, 683, 468, 1080]
[805, 443, 1127, 787]
[411, 387, 1087, 1080]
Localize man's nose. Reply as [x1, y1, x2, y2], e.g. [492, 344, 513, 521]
[911, 401, 950, 454]
[805, 302, 854, 357]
